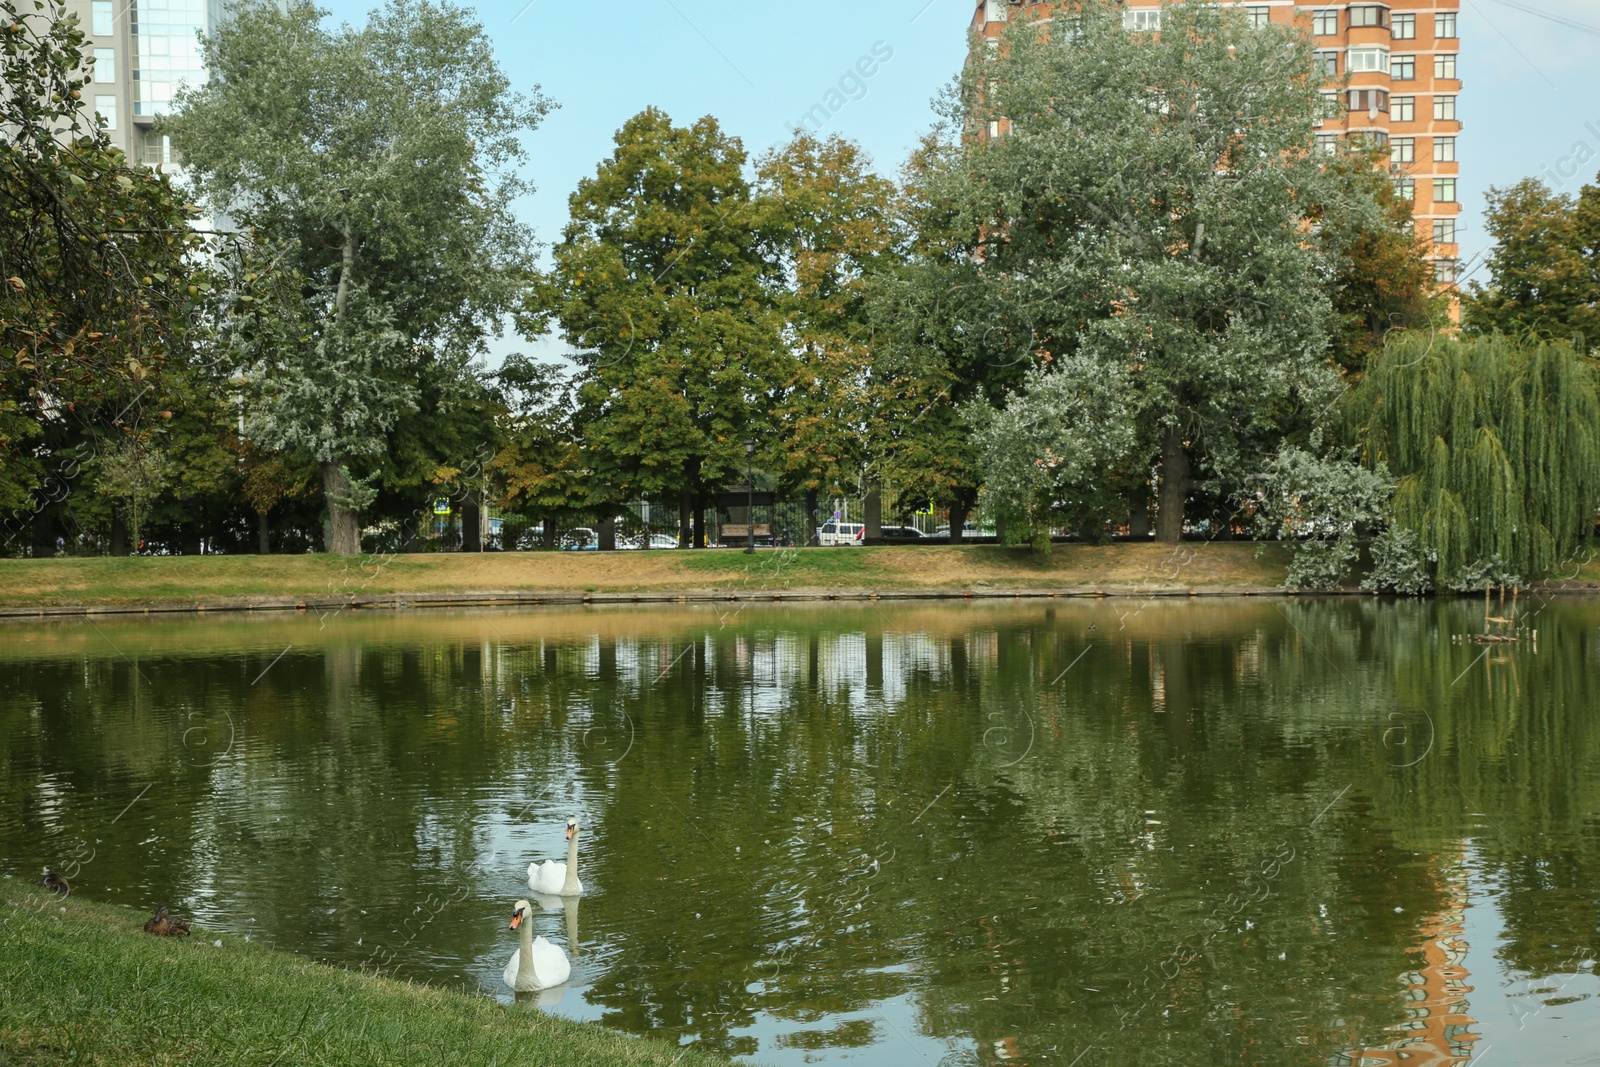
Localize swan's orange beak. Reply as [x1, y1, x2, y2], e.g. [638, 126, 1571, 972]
[509, 908, 524, 930]
[565, 825, 575, 840]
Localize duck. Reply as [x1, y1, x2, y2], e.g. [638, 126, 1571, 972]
[527, 817, 584, 897]
[143, 905, 192, 937]
[502, 899, 570, 992]
[33, 869, 70, 897]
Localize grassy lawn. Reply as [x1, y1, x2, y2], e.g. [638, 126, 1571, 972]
[0, 879, 736, 1067]
[0, 543, 1297, 609]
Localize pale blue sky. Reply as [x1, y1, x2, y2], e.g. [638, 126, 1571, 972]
[316, 0, 1600, 358]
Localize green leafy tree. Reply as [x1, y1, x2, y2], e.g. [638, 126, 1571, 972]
[528, 108, 785, 547]
[897, 0, 1365, 544]
[489, 355, 587, 548]
[164, 0, 548, 554]
[1346, 333, 1600, 587]
[1463, 177, 1599, 348]
[755, 133, 897, 543]
[1, 0, 202, 553]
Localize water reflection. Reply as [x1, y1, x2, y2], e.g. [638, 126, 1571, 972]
[2, 600, 1599, 1065]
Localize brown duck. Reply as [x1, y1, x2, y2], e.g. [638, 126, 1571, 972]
[143, 905, 192, 937]
[33, 870, 70, 897]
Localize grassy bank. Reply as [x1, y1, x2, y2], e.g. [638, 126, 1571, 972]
[0, 543, 1294, 610]
[0, 879, 735, 1067]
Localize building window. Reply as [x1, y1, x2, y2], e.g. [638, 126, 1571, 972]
[91, 0, 112, 35]
[1434, 53, 1457, 79]
[1433, 178, 1457, 203]
[1244, 6, 1271, 29]
[1395, 178, 1415, 201]
[1348, 47, 1391, 74]
[93, 47, 115, 82]
[987, 119, 1001, 139]
[1314, 51, 1339, 78]
[1435, 11, 1457, 38]
[1315, 133, 1341, 155]
[1391, 137, 1415, 163]
[1123, 9, 1161, 31]
[1434, 258, 1458, 283]
[1354, 130, 1389, 149]
[1391, 96, 1415, 122]
[1313, 8, 1339, 35]
[1434, 95, 1456, 121]
[1433, 135, 1456, 162]
[94, 94, 116, 130]
[1433, 218, 1457, 244]
[1391, 12, 1416, 39]
[1349, 5, 1390, 29]
[1348, 88, 1389, 114]
[1392, 54, 1415, 80]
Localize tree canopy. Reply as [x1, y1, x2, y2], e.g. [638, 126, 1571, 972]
[1463, 176, 1599, 348]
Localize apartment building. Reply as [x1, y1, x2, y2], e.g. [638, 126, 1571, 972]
[970, 1, 1463, 287]
[64, 0, 230, 167]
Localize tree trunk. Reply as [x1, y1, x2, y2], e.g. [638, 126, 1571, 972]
[864, 482, 882, 543]
[679, 489, 692, 548]
[949, 487, 977, 545]
[1128, 484, 1151, 541]
[597, 511, 615, 551]
[460, 493, 481, 552]
[257, 511, 272, 554]
[804, 487, 819, 546]
[180, 527, 202, 556]
[31, 507, 56, 558]
[1157, 423, 1190, 545]
[542, 517, 558, 549]
[110, 512, 129, 557]
[692, 494, 706, 549]
[321, 460, 361, 555]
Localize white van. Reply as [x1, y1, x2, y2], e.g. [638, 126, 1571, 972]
[816, 521, 865, 546]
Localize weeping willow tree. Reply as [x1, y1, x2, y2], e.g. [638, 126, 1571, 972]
[1347, 333, 1600, 587]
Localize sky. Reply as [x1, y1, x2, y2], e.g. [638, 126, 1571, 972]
[315, 0, 1600, 360]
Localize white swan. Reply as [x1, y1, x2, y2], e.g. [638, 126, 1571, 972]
[502, 899, 570, 992]
[527, 817, 584, 897]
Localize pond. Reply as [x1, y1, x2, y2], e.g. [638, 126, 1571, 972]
[3, 598, 1598, 1065]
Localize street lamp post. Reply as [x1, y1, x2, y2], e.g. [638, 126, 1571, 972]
[744, 438, 756, 555]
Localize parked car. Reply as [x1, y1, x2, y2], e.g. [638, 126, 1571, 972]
[560, 527, 598, 551]
[816, 521, 866, 546]
[620, 533, 681, 550]
[878, 525, 924, 541]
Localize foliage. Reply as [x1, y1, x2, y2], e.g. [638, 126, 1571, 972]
[755, 133, 897, 533]
[489, 354, 587, 534]
[1362, 527, 1435, 595]
[898, 0, 1358, 545]
[1463, 177, 1599, 349]
[1251, 436, 1394, 589]
[1313, 146, 1448, 379]
[0, 0, 202, 540]
[1346, 333, 1600, 586]
[528, 108, 786, 542]
[164, 0, 548, 553]
[967, 358, 1138, 550]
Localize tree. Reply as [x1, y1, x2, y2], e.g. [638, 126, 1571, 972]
[1463, 177, 1599, 348]
[164, 0, 548, 554]
[1346, 333, 1600, 587]
[1, 0, 202, 553]
[489, 354, 587, 549]
[1316, 147, 1447, 380]
[755, 133, 897, 544]
[528, 108, 785, 547]
[899, 0, 1361, 544]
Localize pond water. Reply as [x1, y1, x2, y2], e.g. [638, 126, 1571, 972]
[3, 598, 1599, 1065]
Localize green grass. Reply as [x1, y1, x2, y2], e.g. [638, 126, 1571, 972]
[0, 879, 740, 1067]
[672, 545, 896, 585]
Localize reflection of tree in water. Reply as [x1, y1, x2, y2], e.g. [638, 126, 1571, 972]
[3, 601, 1600, 1064]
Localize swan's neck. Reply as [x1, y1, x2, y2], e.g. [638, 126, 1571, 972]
[562, 833, 580, 892]
[518, 915, 534, 976]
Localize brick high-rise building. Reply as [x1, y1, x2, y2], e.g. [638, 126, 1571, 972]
[969, 0, 1462, 288]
